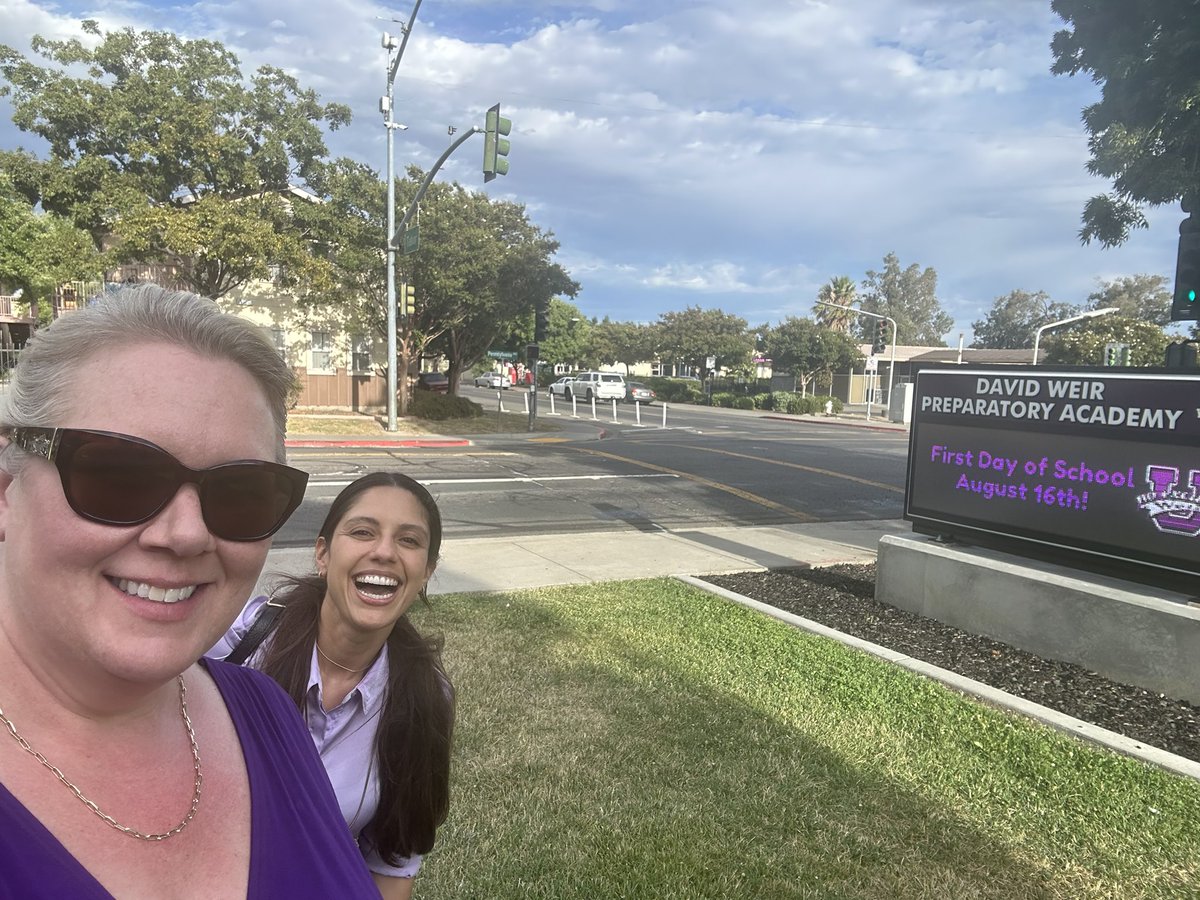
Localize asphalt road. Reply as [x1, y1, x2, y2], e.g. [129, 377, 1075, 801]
[273, 404, 910, 549]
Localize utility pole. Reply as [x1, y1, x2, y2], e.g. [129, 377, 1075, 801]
[381, 0, 423, 432]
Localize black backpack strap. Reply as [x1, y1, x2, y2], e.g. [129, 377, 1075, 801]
[223, 598, 286, 666]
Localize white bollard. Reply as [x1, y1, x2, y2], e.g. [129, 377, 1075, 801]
[522, 391, 529, 414]
[548, 392, 557, 416]
[571, 394, 579, 418]
[611, 398, 618, 422]
[661, 403, 668, 428]
[634, 400, 644, 427]
[590, 396, 597, 420]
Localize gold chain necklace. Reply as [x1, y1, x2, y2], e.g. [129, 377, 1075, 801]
[0, 674, 203, 841]
[315, 642, 369, 675]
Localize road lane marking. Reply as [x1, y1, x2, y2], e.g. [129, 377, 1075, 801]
[569, 447, 818, 521]
[308, 473, 679, 488]
[657, 443, 904, 494]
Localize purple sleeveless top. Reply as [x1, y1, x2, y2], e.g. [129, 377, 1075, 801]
[0, 658, 378, 899]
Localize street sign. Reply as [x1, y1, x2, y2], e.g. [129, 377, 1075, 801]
[402, 226, 419, 255]
[864, 356, 879, 373]
[487, 350, 517, 360]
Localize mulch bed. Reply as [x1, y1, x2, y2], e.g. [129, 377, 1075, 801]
[702, 564, 1200, 764]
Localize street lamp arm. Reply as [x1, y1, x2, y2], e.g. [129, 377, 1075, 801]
[387, 0, 423, 81]
[1030, 307, 1120, 364]
[390, 126, 482, 247]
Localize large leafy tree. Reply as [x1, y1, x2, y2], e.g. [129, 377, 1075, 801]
[1043, 315, 1170, 366]
[653, 306, 752, 377]
[1050, 1, 1200, 246]
[764, 317, 861, 395]
[860, 252, 952, 345]
[1086, 274, 1173, 325]
[0, 20, 350, 297]
[970, 289, 1079, 349]
[813, 275, 857, 333]
[0, 175, 100, 320]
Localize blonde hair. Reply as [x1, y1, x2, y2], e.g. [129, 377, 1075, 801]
[0, 284, 295, 458]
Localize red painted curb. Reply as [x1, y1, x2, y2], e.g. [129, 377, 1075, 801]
[285, 439, 472, 449]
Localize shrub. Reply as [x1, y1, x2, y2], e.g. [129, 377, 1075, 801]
[711, 391, 737, 408]
[408, 392, 482, 421]
[732, 395, 756, 410]
[648, 378, 704, 404]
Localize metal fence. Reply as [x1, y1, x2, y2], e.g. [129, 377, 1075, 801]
[0, 348, 20, 385]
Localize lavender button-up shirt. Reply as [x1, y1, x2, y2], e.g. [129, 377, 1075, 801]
[209, 595, 421, 879]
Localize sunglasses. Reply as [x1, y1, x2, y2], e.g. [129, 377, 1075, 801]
[5, 427, 308, 542]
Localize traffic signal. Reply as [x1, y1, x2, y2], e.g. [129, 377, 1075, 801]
[1172, 214, 1200, 321]
[483, 103, 511, 183]
[1165, 340, 1198, 368]
[399, 283, 415, 319]
[1103, 342, 1130, 366]
[535, 298, 549, 342]
[870, 320, 887, 355]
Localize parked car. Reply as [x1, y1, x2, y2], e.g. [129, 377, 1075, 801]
[567, 371, 626, 402]
[624, 381, 656, 404]
[548, 375, 574, 399]
[415, 371, 449, 393]
[474, 371, 509, 389]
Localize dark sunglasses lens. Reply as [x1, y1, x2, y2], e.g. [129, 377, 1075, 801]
[201, 466, 303, 540]
[65, 434, 179, 525]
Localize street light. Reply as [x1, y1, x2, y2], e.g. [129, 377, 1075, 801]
[814, 301, 896, 418]
[382, 1, 424, 432]
[1030, 307, 1119, 364]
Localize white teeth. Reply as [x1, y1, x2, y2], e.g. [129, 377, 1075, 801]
[357, 574, 399, 587]
[117, 579, 198, 604]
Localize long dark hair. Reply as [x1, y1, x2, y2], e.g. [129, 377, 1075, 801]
[259, 472, 454, 863]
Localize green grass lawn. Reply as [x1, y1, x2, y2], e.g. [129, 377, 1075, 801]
[413, 579, 1200, 900]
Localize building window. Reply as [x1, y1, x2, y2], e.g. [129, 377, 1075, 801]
[309, 330, 333, 372]
[270, 327, 288, 362]
[351, 334, 372, 374]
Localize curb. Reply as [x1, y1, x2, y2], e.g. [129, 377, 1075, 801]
[760, 414, 908, 434]
[285, 438, 472, 449]
[675, 574, 1200, 783]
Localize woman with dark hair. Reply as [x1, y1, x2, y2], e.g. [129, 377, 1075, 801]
[210, 472, 454, 900]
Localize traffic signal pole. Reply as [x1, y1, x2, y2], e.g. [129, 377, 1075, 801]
[815, 301, 896, 417]
[382, 0, 423, 432]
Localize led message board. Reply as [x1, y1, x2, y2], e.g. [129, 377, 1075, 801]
[905, 366, 1200, 592]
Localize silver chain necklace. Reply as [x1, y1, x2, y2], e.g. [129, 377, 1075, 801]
[0, 674, 203, 841]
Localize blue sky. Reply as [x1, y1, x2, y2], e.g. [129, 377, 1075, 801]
[0, 0, 1185, 343]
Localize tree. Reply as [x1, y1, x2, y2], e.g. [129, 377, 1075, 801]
[813, 276, 857, 333]
[970, 289, 1079, 349]
[1042, 315, 1169, 366]
[0, 175, 100, 319]
[0, 21, 350, 297]
[653, 306, 752, 377]
[860, 252, 952, 345]
[764, 318, 861, 396]
[536, 297, 590, 371]
[1086, 274, 1173, 325]
[1050, 1, 1200, 247]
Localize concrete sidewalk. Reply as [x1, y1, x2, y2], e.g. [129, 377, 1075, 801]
[261, 518, 911, 596]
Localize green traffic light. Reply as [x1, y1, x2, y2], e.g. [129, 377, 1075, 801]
[1190, 288, 1197, 303]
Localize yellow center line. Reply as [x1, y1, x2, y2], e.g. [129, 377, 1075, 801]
[659, 443, 905, 494]
[569, 446, 818, 521]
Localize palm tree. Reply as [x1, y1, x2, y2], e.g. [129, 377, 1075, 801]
[814, 276, 857, 333]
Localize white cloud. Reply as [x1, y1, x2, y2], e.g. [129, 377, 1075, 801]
[0, 0, 1179, 341]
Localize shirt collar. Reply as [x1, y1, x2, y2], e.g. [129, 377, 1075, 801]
[306, 645, 390, 716]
